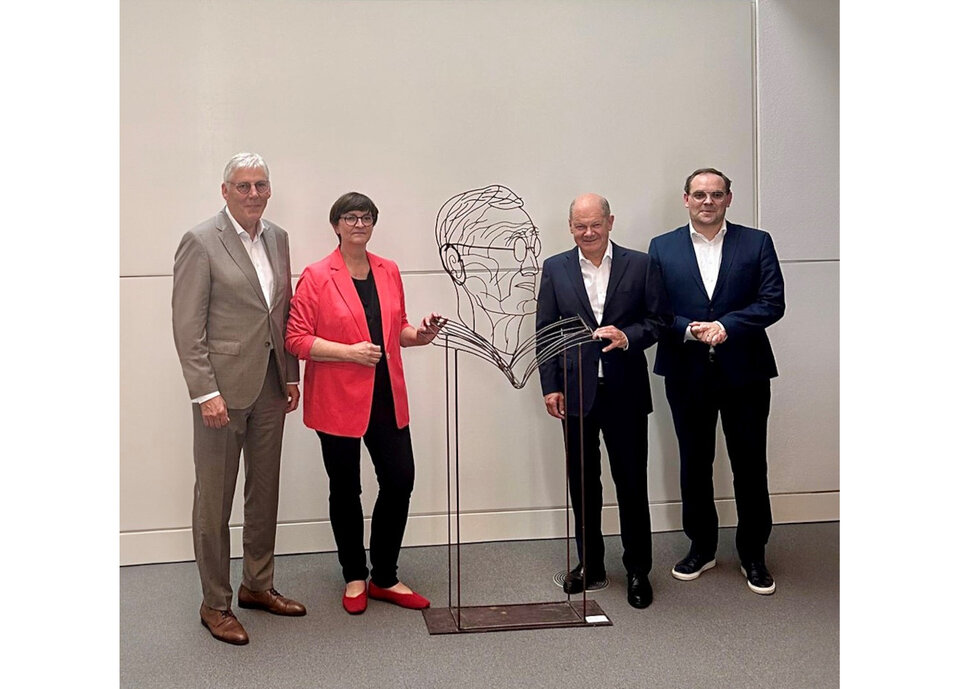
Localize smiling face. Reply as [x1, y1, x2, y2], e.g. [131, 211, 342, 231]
[221, 166, 271, 232]
[684, 172, 732, 232]
[569, 194, 613, 264]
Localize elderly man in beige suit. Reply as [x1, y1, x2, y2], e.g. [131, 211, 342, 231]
[173, 152, 306, 645]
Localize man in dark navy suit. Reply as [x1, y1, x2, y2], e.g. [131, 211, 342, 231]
[649, 168, 785, 595]
[536, 193, 670, 609]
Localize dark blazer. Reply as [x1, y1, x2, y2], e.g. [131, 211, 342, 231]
[536, 242, 670, 417]
[648, 222, 785, 384]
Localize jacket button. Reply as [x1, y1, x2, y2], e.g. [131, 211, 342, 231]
[264, 342, 271, 348]
[386, 353, 391, 360]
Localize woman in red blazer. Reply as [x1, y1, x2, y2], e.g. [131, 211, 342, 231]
[286, 192, 444, 614]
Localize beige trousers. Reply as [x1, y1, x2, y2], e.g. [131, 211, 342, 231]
[191, 361, 286, 610]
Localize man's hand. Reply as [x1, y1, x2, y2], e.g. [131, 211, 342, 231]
[200, 395, 230, 429]
[349, 341, 382, 367]
[593, 325, 628, 352]
[285, 384, 300, 413]
[544, 392, 566, 419]
[690, 321, 727, 346]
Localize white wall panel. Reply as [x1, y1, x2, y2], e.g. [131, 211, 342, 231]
[758, 0, 839, 260]
[120, 276, 195, 532]
[767, 261, 839, 491]
[121, 0, 756, 278]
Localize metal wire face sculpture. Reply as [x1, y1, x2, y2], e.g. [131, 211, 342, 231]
[435, 185, 593, 387]
[424, 186, 611, 634]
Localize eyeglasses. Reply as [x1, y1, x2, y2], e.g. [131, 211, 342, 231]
[509, 235, 541, 262]
[689, 190, 728, 202]
[340, 214, 375, 227]
[227, 181, 270, 195]
[452, 235, 541, 262]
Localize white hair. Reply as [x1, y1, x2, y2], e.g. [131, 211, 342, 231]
[223, 152, 269, 182]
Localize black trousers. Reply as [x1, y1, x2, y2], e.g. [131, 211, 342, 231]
[317, 399, 415, 588]
[564, 381, 652, 577]
[664, 372, 773, 564]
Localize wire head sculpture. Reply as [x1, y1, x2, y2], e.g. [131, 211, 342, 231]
[437, 184, 542, 358]
[435, 185, 593, 389]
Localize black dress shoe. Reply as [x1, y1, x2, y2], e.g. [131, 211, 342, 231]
[740, 561, 776, 595]
[562, 564, 606, 594]
[627, 573, 653, 609]
[671, 549, 717, 581]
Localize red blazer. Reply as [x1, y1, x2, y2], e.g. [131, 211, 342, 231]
[286, 248, 411, 437]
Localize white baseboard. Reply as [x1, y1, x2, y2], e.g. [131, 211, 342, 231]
[120, 491, 838, 566]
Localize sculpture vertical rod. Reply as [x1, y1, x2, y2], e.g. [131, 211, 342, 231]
[578, 343, 587, 618]
[455, 349, 462, 631]
[562, 345, 571, 600]
[444, 336, 452, 611]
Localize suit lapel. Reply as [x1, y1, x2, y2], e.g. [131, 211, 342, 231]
[603, 242, 628, 318]
[679, 226, 710, 301]
[217, 211, 269, 308]
[712, 223, 740, 298]
[330, 248, 370, 340]
[369, 254, 393, 347]
[261, 222, 283, 308]
[563, 248, 597, 328]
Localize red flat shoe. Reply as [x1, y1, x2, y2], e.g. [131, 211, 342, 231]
[342, 586, 368, 615]
[368, 582, 430, 610]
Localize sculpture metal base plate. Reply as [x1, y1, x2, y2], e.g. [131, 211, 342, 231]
[422, 600, 612, 635]
[552, 570, 609, 591]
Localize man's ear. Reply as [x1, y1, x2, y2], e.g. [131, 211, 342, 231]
[441, 244, 466, 285]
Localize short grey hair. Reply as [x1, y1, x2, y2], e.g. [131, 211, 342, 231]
[568, 194, 611, 222]
[223, 152, 269, 182]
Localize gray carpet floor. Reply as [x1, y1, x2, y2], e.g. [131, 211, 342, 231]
[120, 522, 838, 688]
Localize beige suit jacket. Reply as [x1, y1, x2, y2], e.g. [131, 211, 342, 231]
[172, 209, 299, 409]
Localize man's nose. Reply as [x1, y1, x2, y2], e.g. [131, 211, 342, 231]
[520, 250, 537, 274]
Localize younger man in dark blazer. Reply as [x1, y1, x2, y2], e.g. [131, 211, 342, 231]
[649, 168, 785, 595]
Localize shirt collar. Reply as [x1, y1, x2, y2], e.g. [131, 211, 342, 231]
[689, 221, 726, 244]
[578, 240, 613, 267]
[224, 206, 265, 241]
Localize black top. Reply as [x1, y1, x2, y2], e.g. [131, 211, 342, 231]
[352, 272, 396, 426]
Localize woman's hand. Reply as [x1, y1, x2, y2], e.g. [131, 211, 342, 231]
[415, 312, 447, 345]
[348, 341, 382, 366]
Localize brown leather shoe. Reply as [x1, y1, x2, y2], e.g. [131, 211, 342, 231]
[237, 585, 306, 616]
[199, 603, 249, 645]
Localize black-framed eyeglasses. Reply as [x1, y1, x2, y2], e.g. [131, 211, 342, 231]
[227, 181, 270, 195]
[689, 190, 728, 201]
[340, 214, 375, 227]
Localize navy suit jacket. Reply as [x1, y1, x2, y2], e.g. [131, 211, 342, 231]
[648, 223, 785, 384]
[536, 242, 671, 417]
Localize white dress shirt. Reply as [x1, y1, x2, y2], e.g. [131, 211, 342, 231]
[579, 242, 613, 377]
[226, 207, 275, 310]
[684, 222, 727, 342]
